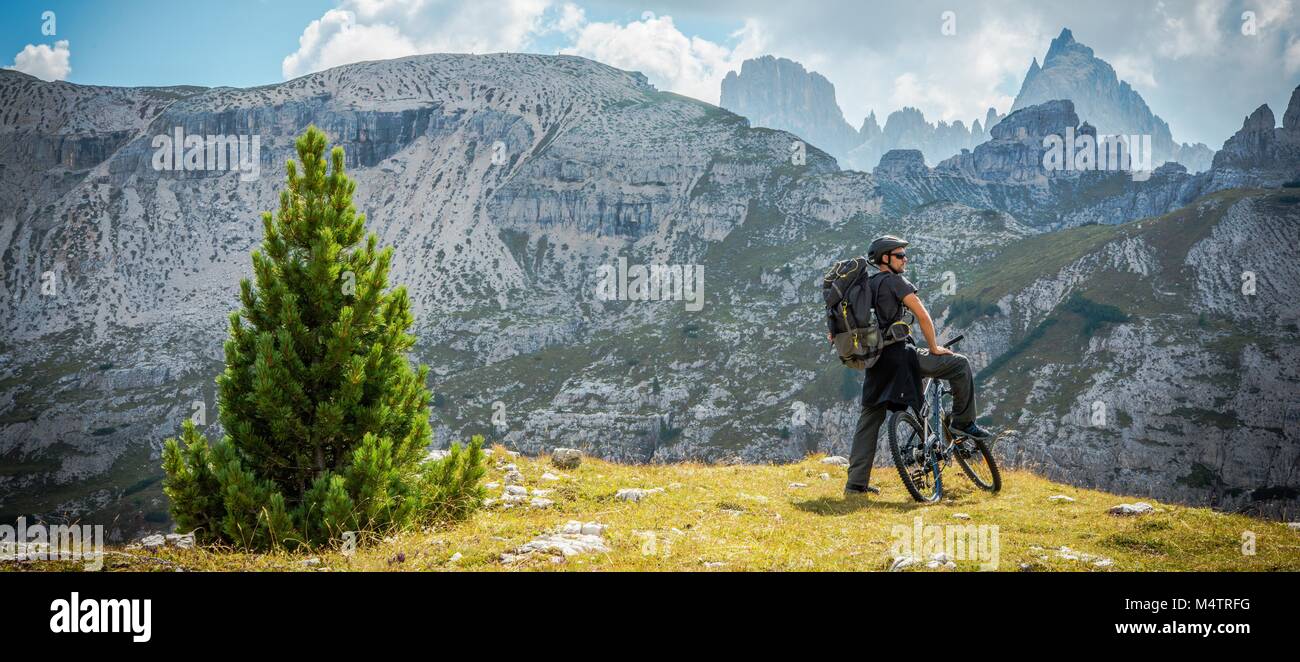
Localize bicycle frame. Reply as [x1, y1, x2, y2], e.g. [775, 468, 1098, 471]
[914, 378, 951, 464]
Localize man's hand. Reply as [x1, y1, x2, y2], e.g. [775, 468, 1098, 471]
[827, 332, 834, 344]
[928, 346, 954, 356]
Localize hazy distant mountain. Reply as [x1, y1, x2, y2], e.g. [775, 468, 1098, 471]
[720, 55, 998, 169]
[846, 105, 1005, 170]
[720, 56, 863, 160]
[1013, 28, 1215, 172]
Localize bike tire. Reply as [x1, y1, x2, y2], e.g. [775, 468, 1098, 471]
[888, 410, 942, 503]
[954, 436, 1002, 492]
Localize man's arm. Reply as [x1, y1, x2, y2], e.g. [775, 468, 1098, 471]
[901, 293, 953, 355]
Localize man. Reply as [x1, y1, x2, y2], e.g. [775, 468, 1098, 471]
[840, 235, 992, 496]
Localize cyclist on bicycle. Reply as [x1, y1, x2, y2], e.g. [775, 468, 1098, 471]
[839, 234, 992, 497]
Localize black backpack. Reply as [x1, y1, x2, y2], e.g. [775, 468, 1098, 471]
[822, 258, 909, 370]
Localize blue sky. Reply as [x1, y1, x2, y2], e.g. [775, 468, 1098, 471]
[3, 0, 1297, 147]
[0, 0, 736, 88]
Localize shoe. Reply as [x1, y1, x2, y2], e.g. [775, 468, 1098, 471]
[844, 485, 881, 496]
[952, 421, 992, 440]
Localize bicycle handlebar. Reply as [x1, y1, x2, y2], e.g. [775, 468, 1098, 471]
[943, 334, 964, 349]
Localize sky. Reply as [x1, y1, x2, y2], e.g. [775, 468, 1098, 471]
[2, 0, 1297, 147]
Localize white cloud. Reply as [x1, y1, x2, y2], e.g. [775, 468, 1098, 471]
[283, 0, 553, 78]
[1286, 35, 1300, 74]
[559, 12, 766, 104]
[881, 20, 1041, 125]
[1157, 0, 1228, 58]
[7, 40, 71, 81]
[1254, 0, 1295, 30]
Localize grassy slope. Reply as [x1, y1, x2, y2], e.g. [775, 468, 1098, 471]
[13, 447, 1299, 572]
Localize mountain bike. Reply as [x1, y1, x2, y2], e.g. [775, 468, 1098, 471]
[887, 335, 1002, 502]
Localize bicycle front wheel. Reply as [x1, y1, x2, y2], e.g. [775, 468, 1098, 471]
[888, 411, 942, 502]
[954, 435, 1002, 492]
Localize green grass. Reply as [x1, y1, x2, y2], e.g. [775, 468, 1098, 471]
[14, 449, 1298, 572]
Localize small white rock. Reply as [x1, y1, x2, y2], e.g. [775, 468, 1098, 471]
[530, 497, 554, 509]
[504, 470, 525, 485]
[788, 482, 809, 489]
[504, 485, 528, 496]
[951, 513, 971, 520]
[818, 473, 830, 481]
[540, 472, 561, 481]
[140, 534, 166, 550]
[616, 487, 662, 503]
[1109, 502, 1155, 516]
[1048, 495, 1076, 503]
[889, 556, 916, 572]
[821, 456, 850, 467]
[448, 552, 463, 563]
[551, 448, 583, 469]
[165, 532, 196, 549]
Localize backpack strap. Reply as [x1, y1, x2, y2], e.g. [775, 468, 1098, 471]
[867, 272, 892, 329]
[868, 272, 911, 344]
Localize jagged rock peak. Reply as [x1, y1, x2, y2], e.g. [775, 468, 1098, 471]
[860, 111, 881, 139]
[1210, 83, 1300, 182]
[720, 55, 861, 161]
[1045, 28, 1090, 62]
[1242, 104, 1276, 132]
[1283, 85, 1300, 130]
[1011, 27, 1199, 169]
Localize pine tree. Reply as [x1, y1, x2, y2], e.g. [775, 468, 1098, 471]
[162, 126, 485, 550]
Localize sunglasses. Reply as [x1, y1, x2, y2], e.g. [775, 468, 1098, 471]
[889, 252, 909, 260]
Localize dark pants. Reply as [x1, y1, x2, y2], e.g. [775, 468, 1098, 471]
[846, 350, 978, 490]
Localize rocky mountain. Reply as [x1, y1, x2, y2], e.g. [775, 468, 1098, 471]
[1013, 28, 1214, 173]
[845, 106, 1004, 171]
[720, 56, 1000, 170]
[720, 56, 862, 162]
[1, 54, 1297, 536]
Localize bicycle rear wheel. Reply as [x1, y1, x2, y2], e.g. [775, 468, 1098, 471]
[953, 435, 1002, 492]
[888, 411, 942, 502]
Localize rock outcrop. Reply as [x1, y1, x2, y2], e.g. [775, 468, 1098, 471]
[1209, 89, 1300, 188]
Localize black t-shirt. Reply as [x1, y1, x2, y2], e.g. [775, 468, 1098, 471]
[868, 271, 916, 328]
